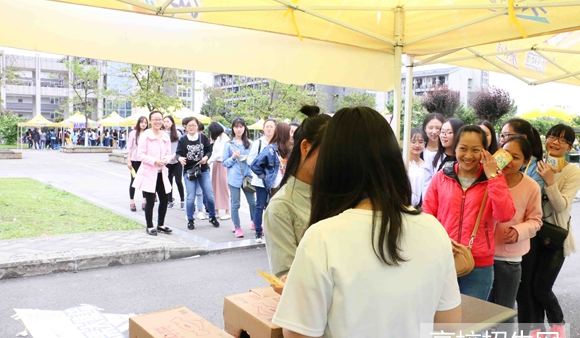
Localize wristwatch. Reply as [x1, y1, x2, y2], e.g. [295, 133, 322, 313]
[488, 173, 498, 179]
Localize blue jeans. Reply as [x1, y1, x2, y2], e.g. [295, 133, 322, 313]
[253, 187, 268, 233]
[183, 170, 215, 221]
[489, 259, 521, 335]
[229, 184, 255, 228]
[458, 265, 494, 301]
[196, 185, 204, 212]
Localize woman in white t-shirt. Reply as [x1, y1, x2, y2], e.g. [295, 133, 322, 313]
[409, 128, 430, 208]
[422, 113, 444, 163]
[272, 106, 461, 338]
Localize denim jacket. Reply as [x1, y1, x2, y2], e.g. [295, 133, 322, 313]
[223, 139, 253, 189]
[251, 143, 280, 191]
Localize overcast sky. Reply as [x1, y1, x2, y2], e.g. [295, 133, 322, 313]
[3, 47, 579, 117]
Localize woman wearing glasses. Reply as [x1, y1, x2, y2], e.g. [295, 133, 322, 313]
[132, 111, 174, 236]
[521, 124, 580, 337]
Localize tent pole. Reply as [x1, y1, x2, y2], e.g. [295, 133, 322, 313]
[466, 48, 532, 85]
[532, 69, 580, 85]
[392, 7, 403, 142]
[418, 47, 532, 66]
[403, 56, 414, 168]
[534, 50, 580, 82]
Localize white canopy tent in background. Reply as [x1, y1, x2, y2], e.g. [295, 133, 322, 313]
[3, 0, 580, 162]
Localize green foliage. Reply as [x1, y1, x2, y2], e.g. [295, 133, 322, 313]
[420, 85, 460, 118]
[494, 99, 518, 132]
[221, 79, 327, 123]
[455, 105, 478, 125]
[387, 98, 427, 140]
[471, 86, 512, 126]
[64, 58, 102, 121]
[0, 111, 21, 144]
[528, 117, 569, 136]
[200, 86, 228, 119]
[0, 53, 19, 106]
[334, 92, 376, 111]
[571, 115, 580, 128]
[128, 64, 184, 112]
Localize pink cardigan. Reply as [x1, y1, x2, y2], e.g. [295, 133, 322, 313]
[494, 174, 542, 258]
[132, 130, 173, 194]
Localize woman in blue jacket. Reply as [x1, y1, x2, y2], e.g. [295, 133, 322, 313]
[223, 118, 256, 239]
[251, 122, 292, 242]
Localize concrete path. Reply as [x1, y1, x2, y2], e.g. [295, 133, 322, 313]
[0, 148, 264, 279]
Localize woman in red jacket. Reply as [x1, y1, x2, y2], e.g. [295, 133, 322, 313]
[423, 125, 516, 300]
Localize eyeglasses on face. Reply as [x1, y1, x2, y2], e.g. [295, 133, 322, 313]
[500, 133, 517, 139]
[186, 124, 198, 128]
[439, 131, 453, 136]
[150, 118, 163, 122]
[547, 135, 572, 145]
[411, 140, 424, 145]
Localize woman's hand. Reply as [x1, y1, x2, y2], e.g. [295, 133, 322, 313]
[155, 159, 168, 167]
[200, 156, 208, 165]
[178, 157, 187, 166]
[481, 150, 498, 179]
[450, 238, 462, 254]
[536, 160, 556, 187]
[232, 150, 240, 159]
[503, 227, 519, 244]
[126, 160, 132, 170]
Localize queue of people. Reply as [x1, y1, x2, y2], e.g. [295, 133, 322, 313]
[123, 106, 578, 337]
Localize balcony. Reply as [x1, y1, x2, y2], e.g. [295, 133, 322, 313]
[5, 85, 35, 95]
[5, 55, 68, 72]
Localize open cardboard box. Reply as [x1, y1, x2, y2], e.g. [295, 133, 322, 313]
[223, 287, 282, 338]
[130, 306, 233, 338]
[223, 288, 516, 338]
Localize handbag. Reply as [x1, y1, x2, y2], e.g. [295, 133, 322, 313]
[186, 163, 202, 180]
[237, 153, 255, 193]
[454, 190, 487, 277]
[536, 219, 569, 250]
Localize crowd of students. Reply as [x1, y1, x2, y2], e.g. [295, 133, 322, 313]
[126, 107, 579, 337]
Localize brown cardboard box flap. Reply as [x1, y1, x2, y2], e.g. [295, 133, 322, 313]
[224, 290, 283, 338]
[130, 306, 233, 338]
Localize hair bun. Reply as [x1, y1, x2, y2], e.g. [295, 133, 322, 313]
[300, 105, 320, 118]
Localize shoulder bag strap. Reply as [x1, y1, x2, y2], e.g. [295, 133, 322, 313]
[469, 190, 488, 249]
[233, 142, 245, 177]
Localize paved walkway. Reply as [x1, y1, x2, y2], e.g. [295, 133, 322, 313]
[0, 148, 264, 279]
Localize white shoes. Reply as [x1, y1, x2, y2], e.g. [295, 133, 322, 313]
[221, 214, 231, 220]
[197, 211, 207, 220]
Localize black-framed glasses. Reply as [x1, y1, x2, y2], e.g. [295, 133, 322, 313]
[546, 135, 572, 145]
[500, 133, 517, 139]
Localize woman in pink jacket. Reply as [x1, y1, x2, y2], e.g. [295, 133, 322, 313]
[132, 111, 174, 236]
[126, 116, 148, 212]
[423, 125, 515, 300]
[488, 136, 542, 335]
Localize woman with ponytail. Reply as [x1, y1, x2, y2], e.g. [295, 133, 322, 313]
[264, 106, 331, 277]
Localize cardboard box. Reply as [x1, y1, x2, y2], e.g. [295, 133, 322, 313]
[130, 306, 233, 338]
[223, 288, 283, 338]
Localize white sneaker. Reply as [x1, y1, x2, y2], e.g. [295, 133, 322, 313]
[221, 214, 231, 220]
[197, 211, 207, 220]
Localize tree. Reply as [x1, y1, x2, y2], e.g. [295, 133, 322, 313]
[471, 86, 512, 126]
[128, 64, 184, 113]
[528, 117, 569, 136]
[0, 52, 19, 107]
[222, 79, 327, 123]
[334, 91, 376, 111]
[0, 111, 20, 144]
[455, 105, 478, 125]
[386, 97, 427, 140]
[200, 86, 228, 119]
[421, 85, 460, 118]
[65, 58, 104, 146]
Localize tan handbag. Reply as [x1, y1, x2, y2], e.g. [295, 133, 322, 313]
[454, 190, 488, 277]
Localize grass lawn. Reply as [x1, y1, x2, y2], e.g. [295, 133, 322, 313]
[0, 178, 142, 239]
[0, 144, 17, 149]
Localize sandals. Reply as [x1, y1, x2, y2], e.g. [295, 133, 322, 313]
[157, 226, 173, 234]
[130, 203, 137, 212]
[146, 228, 157, 236]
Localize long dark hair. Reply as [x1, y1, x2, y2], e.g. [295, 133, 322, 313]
[270, 122, 292, 158]
[208, 122, 224, 141]
[433, 118, 464, 167]
[231, 117, 250, 149]
[475, 120, 499, 154]
[164, 115, 180, 142]
[422, 113, 444, 136]
[503, 118, 543, 160]
[280, 105, 330, 187]
[310, 106, 420, 266]
[134, 116, 148, 146]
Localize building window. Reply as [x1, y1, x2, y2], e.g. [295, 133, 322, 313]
[18, 99, 23, 103]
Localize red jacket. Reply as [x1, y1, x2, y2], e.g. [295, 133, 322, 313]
[423, 162, 515, 267]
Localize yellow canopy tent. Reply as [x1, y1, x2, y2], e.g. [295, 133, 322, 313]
[248, 119, 265, 131]
[18, 114, 59, 127]
[172, 108, 211, 125]
[122, 107, 150, 127]
[416, 32, 580, 87]
[519, 107, 576, 122]
[98, 111, 124, 127]
[3, 0, 580, 162]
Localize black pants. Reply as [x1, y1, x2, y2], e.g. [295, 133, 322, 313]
[517, 237, 566, 332]
[166, 162, 185, 202]
[129, 161, 143, 200]
[143, 172, 169, 228]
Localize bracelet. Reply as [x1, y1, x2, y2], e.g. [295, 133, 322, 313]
[488, 173, 498, 179]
